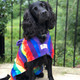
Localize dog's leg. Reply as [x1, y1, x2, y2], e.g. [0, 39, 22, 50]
[27, 62, 35, 80]
[47, 57, 54, 80]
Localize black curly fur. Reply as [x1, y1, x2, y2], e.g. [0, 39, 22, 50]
[23, 1, 56, 43]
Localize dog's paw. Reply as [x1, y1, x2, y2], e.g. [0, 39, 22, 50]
[35, 73, 44, 78]
[49, 76, 54, 80]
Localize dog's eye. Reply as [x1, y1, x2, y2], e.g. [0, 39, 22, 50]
[40, 3, 43, 7]
[34, 7, 38, 10]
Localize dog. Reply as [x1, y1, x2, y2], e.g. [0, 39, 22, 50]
[22, 1, 56, 80]
[0, 1, 56, 80]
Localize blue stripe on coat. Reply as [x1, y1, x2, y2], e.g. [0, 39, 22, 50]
[30, 39, 41, 57]
[48, 36, 51, 55]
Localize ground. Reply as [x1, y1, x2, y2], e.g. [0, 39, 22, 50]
[0, 63, 80, 80]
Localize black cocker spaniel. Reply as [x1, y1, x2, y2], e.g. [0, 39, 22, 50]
[22, 1, 56, 80]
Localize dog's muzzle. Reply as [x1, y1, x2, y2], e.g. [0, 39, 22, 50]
[38, 10, 49, 23]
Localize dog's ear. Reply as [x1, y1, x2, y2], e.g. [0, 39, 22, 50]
[41, 1, 56, 29]
[22, 10, 36, 39]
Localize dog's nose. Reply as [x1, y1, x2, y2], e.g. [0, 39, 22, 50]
[41, 10, 47, 15]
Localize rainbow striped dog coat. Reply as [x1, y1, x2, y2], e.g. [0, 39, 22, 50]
[9, 32, 54, 80]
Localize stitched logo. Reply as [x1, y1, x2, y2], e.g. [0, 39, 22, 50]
[40, 44, 48, 49]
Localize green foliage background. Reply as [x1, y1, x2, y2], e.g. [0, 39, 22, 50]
[0, 0, 12, 35]
[0, 0, 80, 67]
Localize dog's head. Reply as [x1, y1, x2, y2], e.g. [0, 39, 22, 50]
[23, 1, 56, 40]
[29, 1, 49, 23]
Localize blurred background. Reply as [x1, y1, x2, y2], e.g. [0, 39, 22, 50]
[0, 0, 80, 68]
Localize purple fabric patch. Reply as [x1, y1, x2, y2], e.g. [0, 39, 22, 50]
[16, 39, 24, 46]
